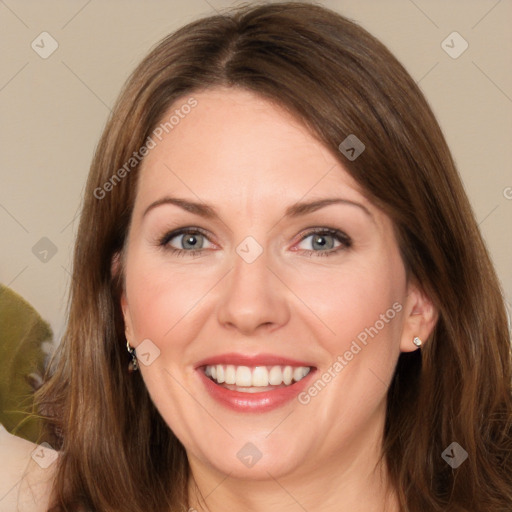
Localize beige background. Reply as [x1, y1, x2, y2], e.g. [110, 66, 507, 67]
[1, 0, 511, 343]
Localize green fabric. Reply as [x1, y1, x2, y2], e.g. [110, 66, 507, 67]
[0, 283, 52, 443]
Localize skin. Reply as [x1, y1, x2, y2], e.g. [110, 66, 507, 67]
[119, 87, 438, 512]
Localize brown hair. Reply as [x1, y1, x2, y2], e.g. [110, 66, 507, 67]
[36, 2, 512, 511]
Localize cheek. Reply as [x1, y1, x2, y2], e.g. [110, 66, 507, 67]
[297, 253, 406, 361]
[296, 260, 405, 428]
[124, 253, 213, 346]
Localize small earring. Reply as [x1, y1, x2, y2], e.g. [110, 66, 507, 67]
[413, 336, 422, 347]
[127, 339, 139, 372]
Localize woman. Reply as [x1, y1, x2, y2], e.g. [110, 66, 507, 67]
[2, 2, 511, 511]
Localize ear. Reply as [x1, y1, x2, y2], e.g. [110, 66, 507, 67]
[399, 279, 438, 352]
[112, 251, 136, 345]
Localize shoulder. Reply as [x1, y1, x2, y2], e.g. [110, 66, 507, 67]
[0, 425, 58, 512]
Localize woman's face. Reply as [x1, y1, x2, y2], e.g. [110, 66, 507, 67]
[120, 87, 433, 482]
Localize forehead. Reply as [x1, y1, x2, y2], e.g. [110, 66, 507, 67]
[136, 87, 367, 206]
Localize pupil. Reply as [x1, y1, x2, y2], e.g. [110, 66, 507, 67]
[313, 235, 333, 250]
[184, 235, 198, 249]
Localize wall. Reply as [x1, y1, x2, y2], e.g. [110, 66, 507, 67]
[1, 0, 511, 342]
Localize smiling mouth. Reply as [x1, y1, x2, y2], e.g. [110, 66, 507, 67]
[202, 364, 312, 393]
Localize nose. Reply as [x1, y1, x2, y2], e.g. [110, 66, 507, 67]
[216, 241, 290, 335]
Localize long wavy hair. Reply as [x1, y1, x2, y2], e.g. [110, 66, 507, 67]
[35, 2, 512, 511]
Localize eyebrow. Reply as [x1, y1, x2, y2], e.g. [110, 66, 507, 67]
[143, 196, 373, 220]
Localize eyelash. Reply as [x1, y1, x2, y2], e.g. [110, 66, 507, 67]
[157, 227, 352, 258]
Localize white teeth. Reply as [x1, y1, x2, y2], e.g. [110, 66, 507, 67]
[204, 364, 311, 388]
[268, 366, 283, 385]
[235, 366, 252, 386]
[216, 365, 225, 383]
[293, 366, 307, 382]
[252, 367, 268, 387]
[283, 366, 293, 385]
[225, 365, 236, 385]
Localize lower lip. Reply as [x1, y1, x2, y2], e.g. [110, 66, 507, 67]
[197, 367, 316, 412]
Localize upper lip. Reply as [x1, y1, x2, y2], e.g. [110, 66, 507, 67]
[195, 352, 315, 369]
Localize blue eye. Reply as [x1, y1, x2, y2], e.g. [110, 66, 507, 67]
[296, 228, 352, 257]
[157, 227, 351, 258]
[158, 228, 212, 257]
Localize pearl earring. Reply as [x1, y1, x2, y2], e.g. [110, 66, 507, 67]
[413, 336, 422, 347]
